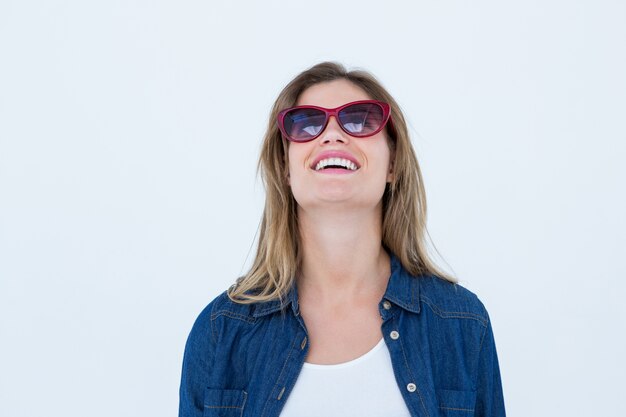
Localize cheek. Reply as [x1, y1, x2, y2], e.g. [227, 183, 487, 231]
[286, 146, 306, 186]
[287, 144, 310, 171]
[368, 140, 392, 169]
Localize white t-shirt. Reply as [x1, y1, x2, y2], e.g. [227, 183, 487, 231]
[279, 338, 412, 417]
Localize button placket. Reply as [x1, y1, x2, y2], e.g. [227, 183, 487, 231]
[381, 315, 431, 416]
[268, 325, 309, 416]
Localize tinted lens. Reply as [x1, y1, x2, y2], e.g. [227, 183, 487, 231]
[338, 103, 385, 136]
[283, 108, 327, 141]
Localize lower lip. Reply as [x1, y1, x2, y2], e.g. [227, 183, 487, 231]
[314, 168, 358, 175]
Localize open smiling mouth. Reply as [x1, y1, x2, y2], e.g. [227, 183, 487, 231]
[314, 158, 359, 172]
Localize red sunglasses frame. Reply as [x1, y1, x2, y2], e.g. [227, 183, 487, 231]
[276, 99, 392, 142]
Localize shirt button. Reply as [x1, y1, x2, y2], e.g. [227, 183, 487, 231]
[407, 383, 417, 392]
[382, 300, 391, 310]
[390, 330, 399, 340]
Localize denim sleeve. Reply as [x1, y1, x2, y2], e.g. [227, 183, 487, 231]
[474, 316, 506, 417]
[178, 303, 216, 417]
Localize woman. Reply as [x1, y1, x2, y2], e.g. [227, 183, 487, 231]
[179, 62, 506, 417]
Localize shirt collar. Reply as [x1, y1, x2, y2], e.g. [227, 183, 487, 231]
[251, 283, 300, 318]
[383, 252, 421, 314]
[251, 251, 420, 318]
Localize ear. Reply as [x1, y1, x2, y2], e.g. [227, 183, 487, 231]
[283, 155, 290, 186]
[386, 154, 395, 183]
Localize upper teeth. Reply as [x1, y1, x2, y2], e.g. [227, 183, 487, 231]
[315, 158, 358, 171]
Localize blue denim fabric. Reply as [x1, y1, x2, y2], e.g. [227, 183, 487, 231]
[179, 253, 506, 417]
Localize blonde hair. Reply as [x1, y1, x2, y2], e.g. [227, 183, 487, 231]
[228, 61, 456, 304]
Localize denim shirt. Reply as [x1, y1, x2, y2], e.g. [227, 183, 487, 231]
[179, 253, 506, 417]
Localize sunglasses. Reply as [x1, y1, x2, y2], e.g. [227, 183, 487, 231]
[277, 100, 392, 142]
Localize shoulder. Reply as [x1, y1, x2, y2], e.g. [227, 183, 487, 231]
[184, 290, 255, 356]
[191, 289, 259, 331]
[417, 274, 490, 327]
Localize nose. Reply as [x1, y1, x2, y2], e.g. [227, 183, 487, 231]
[319, 115, 348, 144]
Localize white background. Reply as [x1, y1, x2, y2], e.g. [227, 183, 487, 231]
[1, 1, 624, 416]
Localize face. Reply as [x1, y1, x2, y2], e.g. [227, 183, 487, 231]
[286, 79, 394, 212]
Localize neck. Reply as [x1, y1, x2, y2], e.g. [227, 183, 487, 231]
[296, 203, 391, 304]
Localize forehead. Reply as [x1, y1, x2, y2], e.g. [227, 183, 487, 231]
[296, 79, 372, 108]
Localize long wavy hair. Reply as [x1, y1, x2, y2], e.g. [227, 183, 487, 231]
[227, 61, 456, 304]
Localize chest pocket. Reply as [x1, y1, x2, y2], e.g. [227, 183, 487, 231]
[436, 389, 476, 416]
[203, 389, 247, 417]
